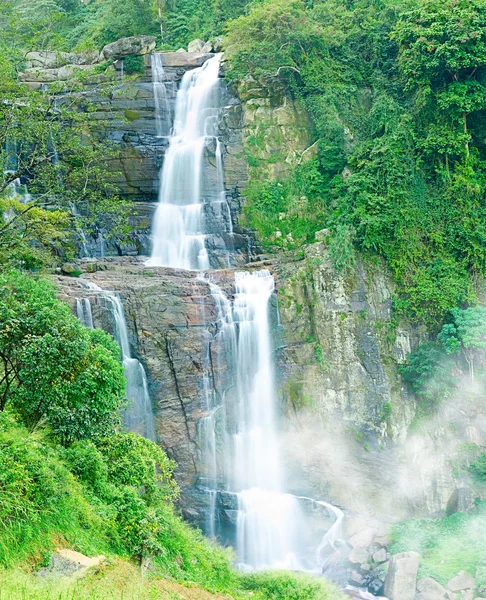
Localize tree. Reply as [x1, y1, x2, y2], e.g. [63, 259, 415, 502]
[393, 0, 486, 162]
[0, 271, 126, 443]
[438, 306, 486, 382]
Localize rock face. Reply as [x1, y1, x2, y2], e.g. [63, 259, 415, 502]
[383, 552, 420, 600]
[101, 35, 157, 60]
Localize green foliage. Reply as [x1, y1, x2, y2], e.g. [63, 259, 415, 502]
[0, 271, 126, 443]
[391, 511, 486, 584]
[239, 570, 341, 600]
[438, 307, 486, 380]
[469, 453, 486, 483]
[226, 0, 486, 328]
[400, 342, 456, 411]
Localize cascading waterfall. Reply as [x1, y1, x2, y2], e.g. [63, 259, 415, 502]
[147, 53, 229, 270]
[202, 271, 344, 572]
[76, 281, 156, 441]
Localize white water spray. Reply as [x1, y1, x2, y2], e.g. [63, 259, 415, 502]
[147, 54, 223, 270]
[76, 281, 156, 441]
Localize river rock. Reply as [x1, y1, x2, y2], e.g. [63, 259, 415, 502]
[213, 36, 224, 52]
[383, 552, 420, 600]
[447, 572, 476, 592]
[101, 35, 156, 60]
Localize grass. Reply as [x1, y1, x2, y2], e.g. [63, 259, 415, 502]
[390, 509, 486, 585]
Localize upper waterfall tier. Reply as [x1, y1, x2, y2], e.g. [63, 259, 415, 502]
[147, 53, 233, 270]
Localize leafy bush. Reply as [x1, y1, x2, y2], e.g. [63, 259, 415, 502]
[470, 454, 486, 483]
[0, 271, 126, 444]
[240, 570, 342, 600]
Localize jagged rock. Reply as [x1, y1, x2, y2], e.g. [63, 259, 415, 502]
[188, 38, 206, 52]
[101, 35, 156, 61]
[25, 50, 99, 69]
[349, 570, 367, 586]
[447, 572, 476, 592]
[349, 546, 369, 565]
[417, 577, 449, 598]
[349, 528, 376, 549]
[37, 549, 105, 579]
[383, 552, 420, 600]
[373, 548, 388, 564]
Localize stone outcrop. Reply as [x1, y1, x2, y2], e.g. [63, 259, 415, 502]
[25, 50, 99, 69]
[383, 552, 420, 600]
[101, 35, 157, 60]
[37, 549, 105, 579]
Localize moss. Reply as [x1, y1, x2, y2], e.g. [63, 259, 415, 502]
[124, 109, 140, 122]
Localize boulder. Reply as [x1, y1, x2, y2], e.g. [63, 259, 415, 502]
[417, 577, 449, 598]
[101, 36, 156, 61]
[159, 52, 213, 68]
[349, 527, 376, 549]
[188, 38, 206, 52]
[373, 548, 388, 564]
[61, 263, 78, 275]
[349, 546, 369, 565]
[447, 572, 476, 592]
[37, 549, 105, 579]
[202, 41, 213, 53]
[177, 48, 187, 53]
[383, 552, 420, 600]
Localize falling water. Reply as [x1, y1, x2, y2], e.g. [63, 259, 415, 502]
[76, 297, 94, 328]
[76, 281, 156, 441]
[151, 54, 172, 137]
[147, 54, 224, 270]
[201, 271, 344, 571]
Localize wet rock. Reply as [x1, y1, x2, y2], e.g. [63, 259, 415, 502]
[101, 36, 156, 61]
[61, 263, 78, 275]
[37, 549, 105, 579]
[447, 572, 476, 592]
[383, 552, 420, 600]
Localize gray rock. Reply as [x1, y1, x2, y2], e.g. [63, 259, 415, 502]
[349, 546, 369, 565]
[25, 50, 99, 69]
[315, 228, 331, 242]
[37, 549, 105, 579]
[202, 41, 213, 53]
[188, 38, 206, 52]
[373, 549, 388, 564]
[417, 577, 448, 598]
[384, 552, 420, 600]
[177, 48, 187, 53]
[447, 572, 476, 592]
[102, 36, 156, 60]
[160, 52, 213, 68]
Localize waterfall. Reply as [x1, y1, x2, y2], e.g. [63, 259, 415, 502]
[147, 54, 228, 270]
[151, 54, 172, 138]
[76, 281, 156, 441]
[201, 271, 344, 572]
[76, 298, 94, 328]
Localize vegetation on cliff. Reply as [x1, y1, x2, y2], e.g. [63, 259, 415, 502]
[0, 271, 343, 599]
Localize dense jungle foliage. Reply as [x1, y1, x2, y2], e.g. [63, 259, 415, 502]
[1, 0, 486, 596]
